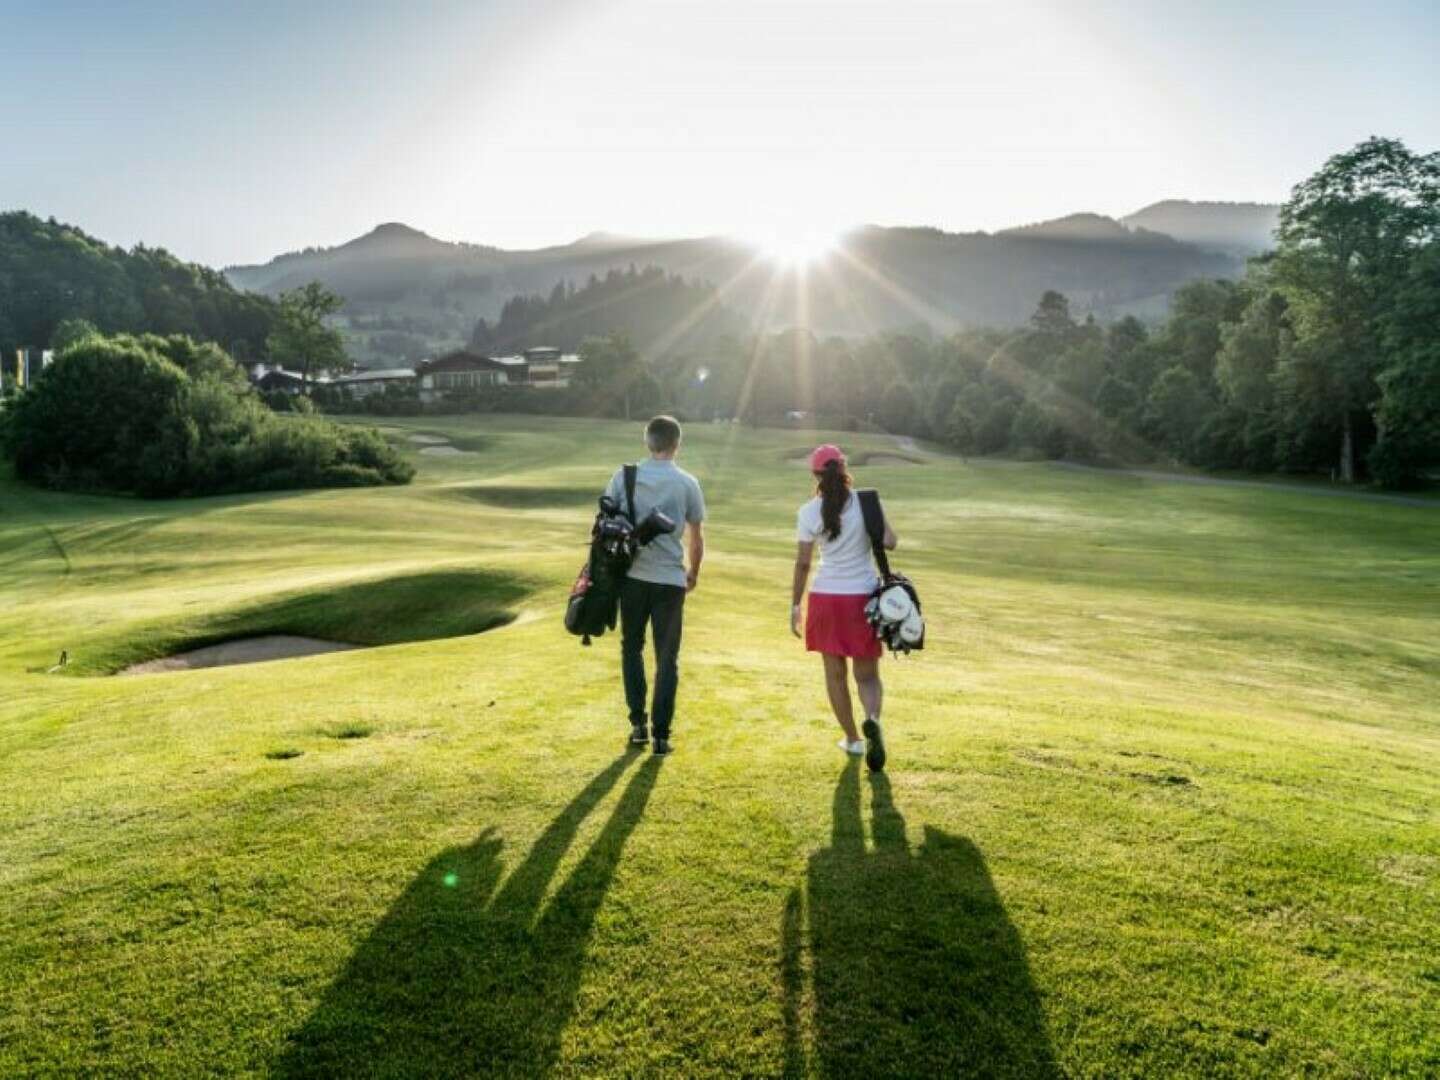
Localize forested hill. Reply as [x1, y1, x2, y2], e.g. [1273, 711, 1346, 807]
[226, 213, 1239, 359]
[472, 266, 745, 355]
[1121, 201, 1281, 256]
[0, 211, 278, 360]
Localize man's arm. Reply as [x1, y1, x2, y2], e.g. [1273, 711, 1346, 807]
[791, 540, 814, 637]
[685, 522, 705, 591]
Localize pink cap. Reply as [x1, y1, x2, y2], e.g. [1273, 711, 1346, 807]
[809, 444, 846, 472]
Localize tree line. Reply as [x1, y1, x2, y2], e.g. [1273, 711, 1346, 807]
[1, 330, 411, 497]
[471, 265, 742, 355]
[0, 212, 280, 365]
[501, 138, 1430, 489]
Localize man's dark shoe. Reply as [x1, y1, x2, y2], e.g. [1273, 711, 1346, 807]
[861, 719, 886, 772]
[629, 722, 649, 747]
[652, 738, 672, 756]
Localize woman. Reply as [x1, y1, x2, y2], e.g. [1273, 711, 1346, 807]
[791, 444, 897, 772]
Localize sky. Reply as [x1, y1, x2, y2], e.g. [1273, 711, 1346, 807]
[1, 0, 1436, 267]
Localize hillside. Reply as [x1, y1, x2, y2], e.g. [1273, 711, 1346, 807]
[0, 211, 278, 361]
[226, 216, 1238, 360]
[1122, 200, 1281, 256]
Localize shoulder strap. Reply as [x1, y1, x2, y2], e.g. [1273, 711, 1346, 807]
[856, 489, 892, 579]
[623, 463, 638, 524]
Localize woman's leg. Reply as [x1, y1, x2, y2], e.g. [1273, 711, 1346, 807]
[822, 654, 860, 742]
[852, 657, 883, 721]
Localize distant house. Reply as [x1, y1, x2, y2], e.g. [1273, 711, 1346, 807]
[415, 351, 512, 402]
[413, 348, 585, 401]
[523, 346, 583, 388]
[333, 367, 416, 399]
[249, 364, 334, 394]
[254, 368, 307, 394]
[488, 347, 585, 389]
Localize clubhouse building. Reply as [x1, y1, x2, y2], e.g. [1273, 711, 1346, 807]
[415, 347, 582, 401]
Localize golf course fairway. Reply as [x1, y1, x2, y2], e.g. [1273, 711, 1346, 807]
[2, 415, 1436, 1077]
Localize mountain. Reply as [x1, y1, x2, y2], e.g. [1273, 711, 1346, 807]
[1121, 200, 1280, 256]
[227, 215, 1239, 362]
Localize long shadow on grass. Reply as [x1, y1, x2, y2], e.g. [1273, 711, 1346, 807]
[275, 752, 660, 1077]
[782, 761, 1057, 1076]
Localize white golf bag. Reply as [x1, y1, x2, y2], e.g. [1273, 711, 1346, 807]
[856, 489, 926, 655]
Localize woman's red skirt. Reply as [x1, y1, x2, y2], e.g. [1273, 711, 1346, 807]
[805, 593, 882, 659]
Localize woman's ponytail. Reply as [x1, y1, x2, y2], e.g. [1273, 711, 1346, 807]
[816, 459, 852, 541]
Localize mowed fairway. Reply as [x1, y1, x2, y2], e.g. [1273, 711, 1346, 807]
[1, 415, 1437, 1077]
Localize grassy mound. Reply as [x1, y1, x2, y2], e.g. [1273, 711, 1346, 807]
[72, 568, 534, 675]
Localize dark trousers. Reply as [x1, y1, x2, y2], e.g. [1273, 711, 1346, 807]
[619, 578, 686, 739]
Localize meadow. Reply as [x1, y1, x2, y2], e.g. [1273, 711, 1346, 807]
[1, 414, 1436, 1077]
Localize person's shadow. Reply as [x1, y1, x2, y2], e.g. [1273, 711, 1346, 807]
[275, 751, 661, 1078]
[782, 761, 1058, 1077]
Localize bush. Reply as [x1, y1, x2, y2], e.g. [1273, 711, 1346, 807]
[0, 333, 413, 497]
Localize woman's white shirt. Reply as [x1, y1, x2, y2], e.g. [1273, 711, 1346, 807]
[797, 493, 879, 595]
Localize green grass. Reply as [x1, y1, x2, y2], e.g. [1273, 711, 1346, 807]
[1, 415, 1437, 1077]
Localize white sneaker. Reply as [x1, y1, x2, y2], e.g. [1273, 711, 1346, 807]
[837, 737, 866, 756]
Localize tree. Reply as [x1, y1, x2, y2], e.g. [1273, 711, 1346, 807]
[878, 382, 920, 435]
[267, 282, 348, 394]
[1272, 136, 1440, 481]
[2, 332, 412, 496]
[944, 400, 978, 457]
[577, 333, 643, 419]
[1143, 366, 1209, 459]
[1216, 287, 1288, 415]
[50, 317, 99, 351]
[1155, 280, 1246, 383]
[1370, 244, 1440, 486]
[1029, 290, 1074, 337]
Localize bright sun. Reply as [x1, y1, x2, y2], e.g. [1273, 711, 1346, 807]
[742, 224, 840, 266]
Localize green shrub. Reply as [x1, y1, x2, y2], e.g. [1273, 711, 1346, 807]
[1, 333, 413, 497]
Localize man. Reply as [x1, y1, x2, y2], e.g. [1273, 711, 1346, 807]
[606, 415, 705, 756]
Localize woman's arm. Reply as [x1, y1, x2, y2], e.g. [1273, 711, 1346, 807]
[883, 521, 898, 550]
[791, 540, 814, 637]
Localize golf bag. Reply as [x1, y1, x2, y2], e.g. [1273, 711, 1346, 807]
[565, 464, 638, 645]
[857, 489, 926, 655]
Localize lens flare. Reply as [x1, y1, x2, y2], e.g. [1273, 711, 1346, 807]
[740, 223, 839, 266]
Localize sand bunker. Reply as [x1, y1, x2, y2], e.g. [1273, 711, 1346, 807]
[420, 445, 476, 457]
[407, 434, 451, 445]
[123, 635, 356, 675]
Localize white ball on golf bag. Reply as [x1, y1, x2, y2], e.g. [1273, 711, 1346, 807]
[878, 586, 913, 623]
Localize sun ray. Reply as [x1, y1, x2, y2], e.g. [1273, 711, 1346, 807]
[830, 243, 960, 334]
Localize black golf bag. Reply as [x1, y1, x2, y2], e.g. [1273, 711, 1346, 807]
[565, 464, 638, 645]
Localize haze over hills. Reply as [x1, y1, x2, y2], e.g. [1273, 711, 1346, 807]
[225, 203, 1268, 363]
[1120, 200, 1281, 256]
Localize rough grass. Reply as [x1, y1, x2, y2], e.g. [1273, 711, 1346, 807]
[0, 416, 1437, 1077]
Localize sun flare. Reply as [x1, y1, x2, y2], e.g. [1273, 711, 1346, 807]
[742, 224, 841, 266]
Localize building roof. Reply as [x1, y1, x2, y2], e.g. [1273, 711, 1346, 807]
[335, 368, 416, 384]
[416, 351, 506, 375]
